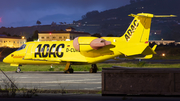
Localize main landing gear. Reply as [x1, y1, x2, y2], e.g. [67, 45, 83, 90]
[64, 63, 98, 73]
[89, 64, 98, 73]
[64, 62, 74, 73]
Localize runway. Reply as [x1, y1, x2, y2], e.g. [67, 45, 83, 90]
[0, 72, 101, 90]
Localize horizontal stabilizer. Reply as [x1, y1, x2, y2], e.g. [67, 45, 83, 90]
[125, 45, 157, 59]
[119, 44, 148, 56]
[135, 54, 153, 59]
[129, 13, 176, 18]
[142, 45, 157, 55]
[154, 15, 177, 17]
[152, 45, 157, 51]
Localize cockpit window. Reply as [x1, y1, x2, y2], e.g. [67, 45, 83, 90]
[17, 44, 26, 51]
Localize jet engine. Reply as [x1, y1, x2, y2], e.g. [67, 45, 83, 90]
[73, 37, 111, 51]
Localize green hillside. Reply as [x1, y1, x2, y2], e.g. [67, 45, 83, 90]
[75, 0, 180, 40]
[0, 0, 180, 41]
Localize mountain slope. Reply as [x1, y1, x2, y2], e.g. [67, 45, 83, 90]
[75, 0, 180, 40]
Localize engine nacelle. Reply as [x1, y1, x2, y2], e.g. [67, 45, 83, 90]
[73, 37, 111, 52]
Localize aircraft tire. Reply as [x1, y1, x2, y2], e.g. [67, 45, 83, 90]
[16, 67, 21, 73]
[64, 68, 74, 73]
[89, 64, 98, 73]
[69, 68, 74, 73]
[89, 68, 93, 73]
[17, 68, 21, 73]
[89, 68, 97, 73]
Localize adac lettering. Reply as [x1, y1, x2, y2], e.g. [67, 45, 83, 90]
[35, 44, 64, 58]
[125, 20, 139, 41]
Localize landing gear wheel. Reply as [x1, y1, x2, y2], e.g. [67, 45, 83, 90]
[65, 68, 74, 73]
[16, 66, 21, 73]
[89, 64, 98, 73]
[64, 64, 74, 73]
[89, 68, 93, 73]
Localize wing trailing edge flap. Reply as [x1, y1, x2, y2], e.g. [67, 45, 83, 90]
[61, 58, 88, 63]
[23, 58, 62, 62]
[23, 58, 88, 63]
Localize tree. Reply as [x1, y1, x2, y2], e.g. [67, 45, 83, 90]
[59, 22, 64, 25]
[12, 35, 20, 37]
[81, 15, 86, 19]
[7, 33, 11, 36]
[32, 30, 39, 40]
[27, 37, 33, 42]
[107, 34, 114, 37]
[85, 10, 99, 19]
[2, 32, 7, 35]
[91, 33, 101, 38]
[36, 20, 41, 25]
[51, 21, 57, 27]
[60, 29, 64, 31]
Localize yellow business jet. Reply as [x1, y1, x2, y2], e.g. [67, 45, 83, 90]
[3, 13, 176, 73]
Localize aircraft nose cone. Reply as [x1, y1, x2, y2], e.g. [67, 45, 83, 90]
[3, 57, 8, 63]
[3, 54, 12, 63]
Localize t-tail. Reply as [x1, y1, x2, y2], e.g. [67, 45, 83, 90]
[119, 13, 176, 59]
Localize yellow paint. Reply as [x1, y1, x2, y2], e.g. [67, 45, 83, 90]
[3, 13, 176, 69]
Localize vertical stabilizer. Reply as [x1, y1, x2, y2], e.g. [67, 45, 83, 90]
[122, 13, 153, 43]
[120, 13, 176, 56]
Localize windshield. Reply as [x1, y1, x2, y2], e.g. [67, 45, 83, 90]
[17, 44, 26, 51]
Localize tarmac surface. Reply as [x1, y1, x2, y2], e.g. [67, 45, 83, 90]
[1, 94, 180, 101]
[1, 71, 180, 100]
[0, 72, 101, 90]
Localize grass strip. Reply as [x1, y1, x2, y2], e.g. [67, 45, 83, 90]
[1, 62, 180, 72]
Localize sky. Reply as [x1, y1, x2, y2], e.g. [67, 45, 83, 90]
[0, 0, 129, 27]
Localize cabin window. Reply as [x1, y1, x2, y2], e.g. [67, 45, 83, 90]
[35, 48, 38, 52]
[41, 48, 44, 52]
[17, 44, 26, 51]
[52, 47, 55, 52]
[46, 47, 49, 52]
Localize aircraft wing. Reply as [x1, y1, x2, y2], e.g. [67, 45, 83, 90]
[23, 57, 88, 63]
[61, 58, 88, 63]
[23, 58, 62, 62]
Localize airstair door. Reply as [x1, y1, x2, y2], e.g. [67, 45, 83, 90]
[24, 43, 34, 60]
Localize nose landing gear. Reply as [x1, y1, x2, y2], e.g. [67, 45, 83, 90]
[16, 65, 21, 73]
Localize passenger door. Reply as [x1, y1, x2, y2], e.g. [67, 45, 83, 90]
[24, 43, 35, 60]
